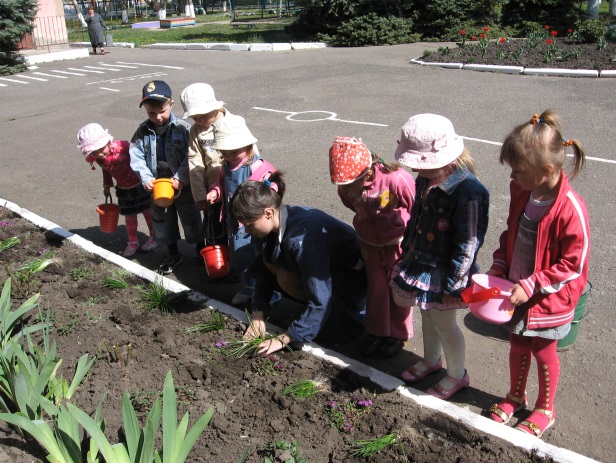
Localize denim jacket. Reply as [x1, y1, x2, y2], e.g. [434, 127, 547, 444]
[401, 167, 490, 296]
[129, 113, 192, 186]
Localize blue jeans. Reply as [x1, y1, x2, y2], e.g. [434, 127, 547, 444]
[152, 184, 203, 246]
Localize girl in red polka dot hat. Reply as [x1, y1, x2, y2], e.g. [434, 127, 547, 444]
[329, 136, 416, 358]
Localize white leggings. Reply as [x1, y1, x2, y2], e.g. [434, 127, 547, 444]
[421, 309, 466, 381]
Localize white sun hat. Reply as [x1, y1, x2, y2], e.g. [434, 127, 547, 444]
[394, 113, 464, 169]
[211, 115, 258, 151]
[180, 83, 224, 120]
[77, 123, 112, 155]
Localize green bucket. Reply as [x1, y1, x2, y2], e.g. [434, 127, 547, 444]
[557, 281, 592, 351]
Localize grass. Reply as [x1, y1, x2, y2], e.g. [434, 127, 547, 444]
[67, 13, 297, 47]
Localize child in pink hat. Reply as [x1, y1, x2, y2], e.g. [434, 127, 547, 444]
[329, 137, 416, 358]
[390, 114, 490, 400]
[77, 123, 157, 257]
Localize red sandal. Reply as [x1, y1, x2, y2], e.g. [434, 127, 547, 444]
[515, 408, 555, 438]
[489, 393, 527, 424]
[400, 358, 442, 383]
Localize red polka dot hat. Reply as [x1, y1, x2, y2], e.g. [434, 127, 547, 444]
[329, 137, 372, 185]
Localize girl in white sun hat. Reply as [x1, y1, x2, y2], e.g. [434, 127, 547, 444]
[390, 113, 490, 400]
[77, 123, 157, 257]
[329, 136, 416, 358]
[206, 116, 280, 306]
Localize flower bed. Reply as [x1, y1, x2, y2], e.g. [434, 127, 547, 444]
[0, 211, 540, 462]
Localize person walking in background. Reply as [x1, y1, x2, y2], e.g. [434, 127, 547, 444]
[231, 172, 367, 355]
[85, 6, 109, 55]
[130, 80, 205, 274]
[77, 123, 157, 257]
[206, 116, 280, 304]
[486, 110, 590, 438]
[390, 114, 490, 400]
[329, 136, 415, 358]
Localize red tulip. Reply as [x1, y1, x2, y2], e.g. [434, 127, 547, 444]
[546, 39, 553, 45]
[471, 36, 477, 41]
[544, 25, 550, 29]
[499, 37, 506, 43]
[460, 29, 466, 35]
[483, 27, 489, 32]
[568, 28, 573, 34]
[551, 30, 557, 36]
[480, 33, 486, 39]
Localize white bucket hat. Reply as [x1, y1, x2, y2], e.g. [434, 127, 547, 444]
[394, 113, 464, 169]
[211, 115, 257, 151]
[180, 83, 224, 119]
[77, 123, 113, 155]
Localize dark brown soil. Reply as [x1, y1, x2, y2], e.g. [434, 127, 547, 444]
[419, 39, 616, 70]
[0, 211, 549, 463]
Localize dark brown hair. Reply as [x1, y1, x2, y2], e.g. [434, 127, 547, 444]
[230, 171, 286, 223]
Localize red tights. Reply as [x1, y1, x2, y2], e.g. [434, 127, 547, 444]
[124, 209, 154, 243]
[508, 333, 560, 412]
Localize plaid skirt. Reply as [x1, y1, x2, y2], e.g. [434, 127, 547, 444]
[390, 259, 464, 311]
[116, 184, 151, 216]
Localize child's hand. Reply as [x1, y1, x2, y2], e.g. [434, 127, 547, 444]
[206, 190, 218, 204]
[171, 178, 183, 190]
[195, 200, 209, 211]
[145, 180, 155, 192]
[244, 312, 266, 340]
[442, 293, 462, 306]
[508, 284, 529, 307]
[103, 186, 111, 197]
[257, 337, 286, 355]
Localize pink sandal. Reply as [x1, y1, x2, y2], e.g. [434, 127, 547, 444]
[140, 236, 158, 252]
[516, 408, 555, 437]
[122, 241, 139, 257]
[427, 370, 470, 400]
[489, 393, 527, 424]
[400, 358, 442, 383]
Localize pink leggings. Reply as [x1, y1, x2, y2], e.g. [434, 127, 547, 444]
[124, 209, 154, 242]
[508, 333, 560, 412]
[361, 244, 413, 340]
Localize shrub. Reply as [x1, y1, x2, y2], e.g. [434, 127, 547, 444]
[575, 18, 608, 43]
[0, 0, 38, 75]
[321, 13, 419, 46]
[501, 0, 581, 33]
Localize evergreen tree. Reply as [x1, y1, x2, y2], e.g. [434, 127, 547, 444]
[0, 0, 38, 75]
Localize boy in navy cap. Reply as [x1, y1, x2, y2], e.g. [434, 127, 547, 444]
[130, 80, 205, 274]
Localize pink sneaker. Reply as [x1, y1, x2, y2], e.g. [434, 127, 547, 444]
[140, 236, 158, 252]
[123, 241, 139, 257]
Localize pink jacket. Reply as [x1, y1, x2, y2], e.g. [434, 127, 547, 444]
[88, 140, 141, 189]
[338, 165, 415, 247]
[490, 173, 590, 330]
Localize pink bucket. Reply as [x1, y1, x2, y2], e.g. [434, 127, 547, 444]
[461, 274, 515, 324]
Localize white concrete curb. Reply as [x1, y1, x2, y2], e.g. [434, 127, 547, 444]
[0, 196, 600, 463]
[70, 41, 134, 49]
[25, 47, 89, 65]
[411, 59, 606, 77]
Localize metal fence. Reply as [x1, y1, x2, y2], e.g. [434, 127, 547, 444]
[17, 16, 69, 51]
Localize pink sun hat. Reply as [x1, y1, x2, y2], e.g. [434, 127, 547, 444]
[77, 123, 113, 156]
[329, 136, 372, 185]
[394, 113, 464, 169]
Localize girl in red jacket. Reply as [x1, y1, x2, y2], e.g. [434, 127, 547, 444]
[487, 110, 590, 438]
[78, 123, 157, 257]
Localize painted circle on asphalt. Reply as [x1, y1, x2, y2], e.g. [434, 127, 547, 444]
[286, 111, 338, 122]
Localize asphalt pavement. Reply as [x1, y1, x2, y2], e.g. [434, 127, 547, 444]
[1, 44, 615, 462]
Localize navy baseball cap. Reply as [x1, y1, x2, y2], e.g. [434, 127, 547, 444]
[140, 80, 172, 107]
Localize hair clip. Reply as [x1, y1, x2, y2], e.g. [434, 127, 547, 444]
[563, 138, 574, 147]
[530, 114, 542, 125]
[263, 179, 271, 187]
[379, 157, 385, 164]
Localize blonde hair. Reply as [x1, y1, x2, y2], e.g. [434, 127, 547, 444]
[453, 148, 475, 175]
[500, 109, 585, 179]
[219, 145, 255, 165]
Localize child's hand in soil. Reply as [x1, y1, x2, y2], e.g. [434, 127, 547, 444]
[244, 312, 266, 339]
[258, 333, 294, 355]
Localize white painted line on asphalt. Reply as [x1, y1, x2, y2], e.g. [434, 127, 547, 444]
[0, 196, 601, 463]
[85, 72, 166, 86]
[19, 75, 48, 81]
[463, 136, 616, 164]
[98, 63, 139, 68]
[67, 67, 105, 74]
[254, 107, 388, 127]
[100, 87, 120, 92]
[0, 77, 28, 84]
[116, 61, 184, 69]
[0, 83, 6, 87]
[33, 72, 68, 78]
[51, 70, 86, 76]
[84, 65, 121, 71]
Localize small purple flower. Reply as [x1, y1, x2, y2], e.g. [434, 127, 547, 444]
[37, 248, 48, 256]
[0, 221, 13, 227]
[215, 339, 228, 348]
[327, 400, 337, 408]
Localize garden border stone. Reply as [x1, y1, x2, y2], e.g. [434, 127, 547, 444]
[0, 196, 600, 463]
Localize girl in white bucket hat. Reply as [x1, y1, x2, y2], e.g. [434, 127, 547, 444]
[390, 113, 490, 400]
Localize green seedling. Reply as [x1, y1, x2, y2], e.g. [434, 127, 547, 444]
[0, 237, 20, 252]
[101, 270, 130, 289]
[283, 375, 328, 399]
[103, 340, 133, 367]
[351, 432, 409, 460]
[260, 439, 308, 463]
[56, 312, 79, 336]
[184, 308, 225, 334]
[69, 265, 95, 281]
[139, 277, 177, 314]
[224, 311, 290, 359]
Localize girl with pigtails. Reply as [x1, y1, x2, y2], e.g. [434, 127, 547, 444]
[487, 110, 590, 438]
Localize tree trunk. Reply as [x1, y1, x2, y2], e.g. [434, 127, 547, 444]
[185, 0, 195, 17]
[610, 0, 615, 16]
[72, 0, 87, 27]
[588, 0, 600, 18]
